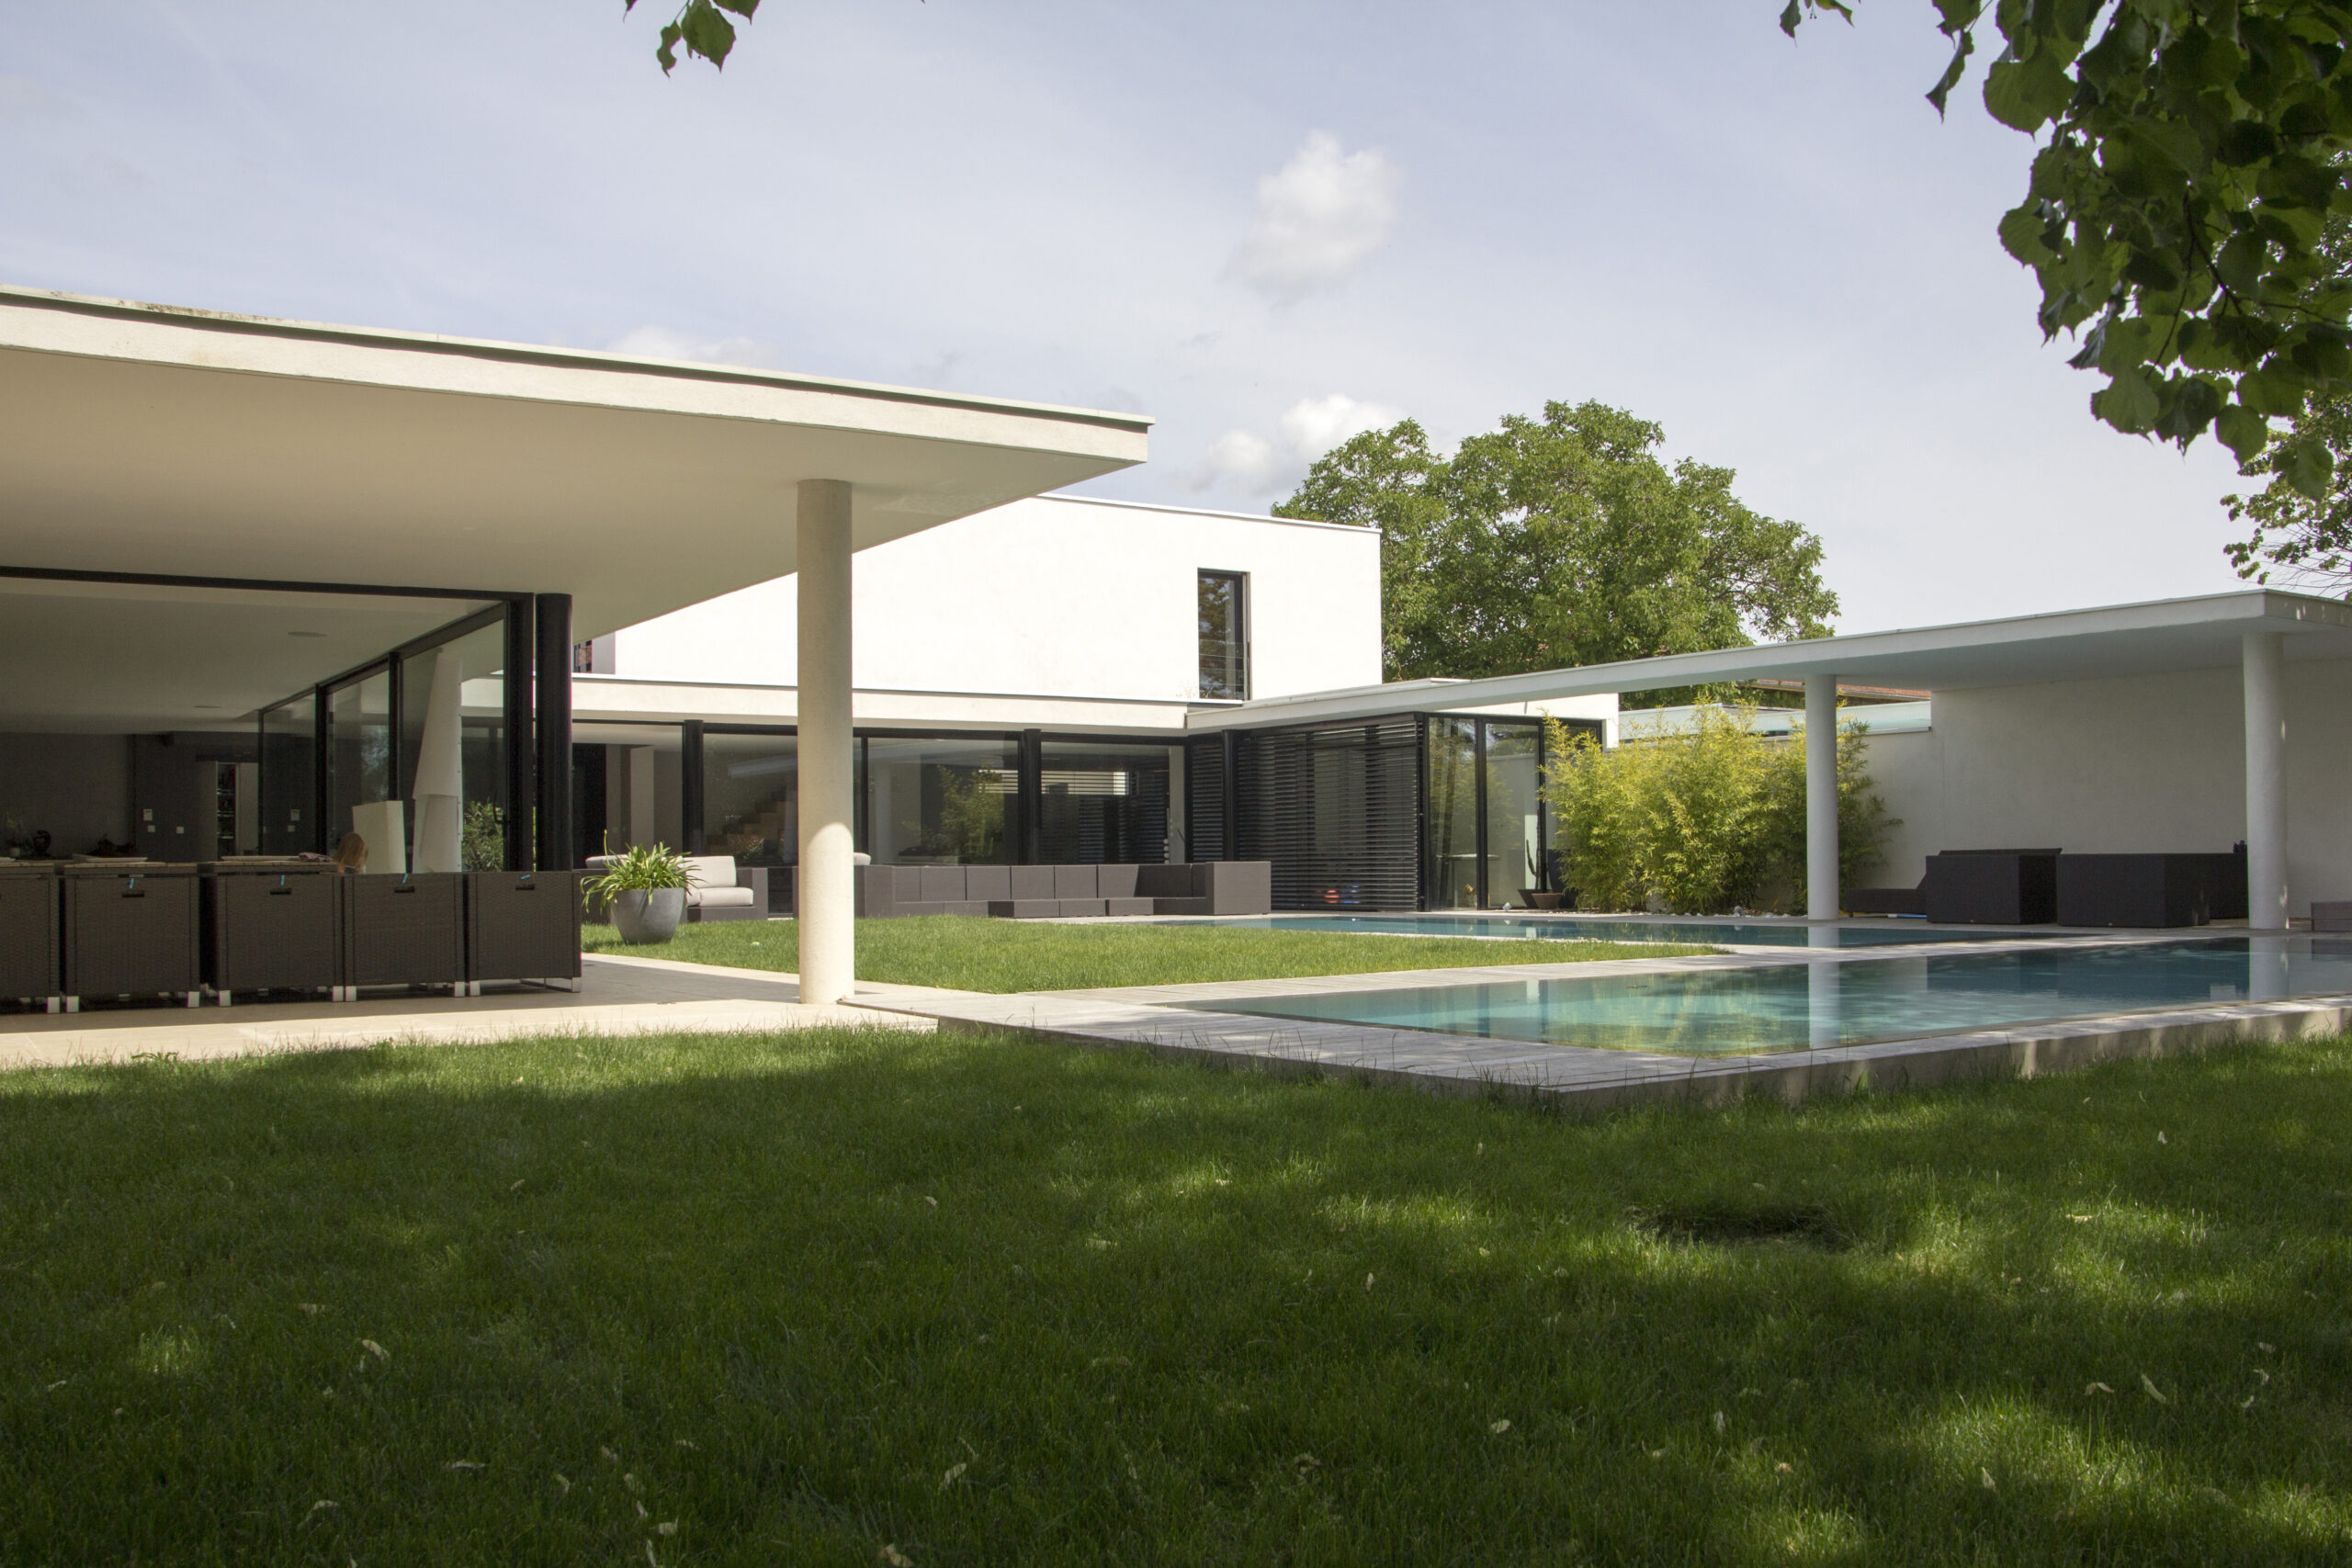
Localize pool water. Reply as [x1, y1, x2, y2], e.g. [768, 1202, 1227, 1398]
[1206, 913, 2065, 948]
[1198, 937, 2352, 1055]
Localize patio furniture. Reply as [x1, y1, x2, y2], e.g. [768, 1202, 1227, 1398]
[203, 862, 341, 1003]
[2313, 900, 2352, 931]
[0, 862, 61, 1008]
[683, 855, 767, 923]
[466, 870, 583, 990]
[1843, 884, 1927, 917]
[1136, 861, 1272, 917]
[1922, 849, 2061, 925]
[846, 861, 1274, 919]
[2055, 852, 2245, 928]
[62, 863, 202, 1006]
[340, 872, 465, 993]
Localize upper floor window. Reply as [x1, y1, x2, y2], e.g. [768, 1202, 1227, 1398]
[1198, 570, 1247, 699]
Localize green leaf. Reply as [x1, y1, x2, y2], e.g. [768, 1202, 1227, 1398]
[1998, 205, 2054, 263]
[657, 19, 682, 73]
[716, 0, 760, 14]
[2217, 401, 2271, 467]
[2282, 439, 2336, 500]
[1983, 47, 2073, 131]
[2240, 363, 2311, 417]
[679, 0, 737, 66]
[1926, 20, 1979, 117]
[2091, 367, 2161, 432]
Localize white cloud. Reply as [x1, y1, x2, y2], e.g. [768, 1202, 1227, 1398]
[602, 325, 785, 369]
[1189, 391, 1407, 497]
[1227, 131, 1400, 301]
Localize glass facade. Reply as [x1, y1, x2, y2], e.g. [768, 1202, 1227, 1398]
[325, 667, 393, 848]
[1424, 717, 1481, 908]
[1484, 721, 1544, 907]
[397, 621, 511, 870]
[1197, 570, 1247, 699]
[1423, 716, 1557, 911]
[865, 734, 1020, 864]
[705, 730, 797, 873]
[1037, 740, 1175, 864]
[258, 696, 316, 855]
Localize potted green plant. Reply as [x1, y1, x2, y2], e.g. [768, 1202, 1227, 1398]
[582, 842, 693, 943]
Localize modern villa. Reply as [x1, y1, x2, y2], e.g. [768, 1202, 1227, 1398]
[3, 285, 2347, 1014]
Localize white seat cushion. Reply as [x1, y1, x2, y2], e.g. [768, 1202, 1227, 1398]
[689, 886, 757, 908]
[682, 855, 739, 889]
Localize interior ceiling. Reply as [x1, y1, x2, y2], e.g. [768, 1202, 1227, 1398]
[0, 578, 499, 733]
[0, 290, 1149, 643]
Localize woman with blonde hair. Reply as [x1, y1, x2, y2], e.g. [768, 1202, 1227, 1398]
[333, 832, 368, 874]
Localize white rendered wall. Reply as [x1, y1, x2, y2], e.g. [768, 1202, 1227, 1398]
[1856, 658, 2352, 917]
[609, 493, 1382, 705]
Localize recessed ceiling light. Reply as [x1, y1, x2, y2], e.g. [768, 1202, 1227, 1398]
[288, 630, 326, 638]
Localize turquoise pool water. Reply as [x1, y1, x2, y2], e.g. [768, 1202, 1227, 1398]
[1198, 938, 2352, 1056]
[1206, 914, 2064, 948]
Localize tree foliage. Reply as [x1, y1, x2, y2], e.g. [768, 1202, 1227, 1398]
[626, 0, 759, 73]
[1542, 709, 1894, 915]
[1786, 2, 2352, 493]
[1275, 401, 1838, 683]
[2224, 178, 2352, 587]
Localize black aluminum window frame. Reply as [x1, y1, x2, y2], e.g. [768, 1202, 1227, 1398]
[1196, 569, 1249, 701]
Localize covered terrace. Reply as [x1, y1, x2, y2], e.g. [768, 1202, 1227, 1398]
[1191, 590, 2352, 930]
[0, 287, 1148, 1004]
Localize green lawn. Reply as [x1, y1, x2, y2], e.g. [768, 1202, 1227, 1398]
[582, 914, 1712, 992]
[5, 1027, 2349, 1563]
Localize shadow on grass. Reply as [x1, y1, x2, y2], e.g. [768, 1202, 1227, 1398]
[1, 1028, 2347, 1565]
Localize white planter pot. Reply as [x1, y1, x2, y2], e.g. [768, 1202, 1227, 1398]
[610, 886, 687, 944]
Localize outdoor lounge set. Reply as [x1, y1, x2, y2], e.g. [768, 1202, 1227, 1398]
[854, 860, 1273, 919]
[0, 860, 582, 1012]
[1846, 846, 2249, 927]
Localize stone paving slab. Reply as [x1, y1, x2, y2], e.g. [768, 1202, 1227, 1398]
[0, 953, 934, 1071]
[873, 978, 2352, 1114]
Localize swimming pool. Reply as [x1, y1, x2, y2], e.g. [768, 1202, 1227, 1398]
[1204, 913, 2067, 948]
[1195, 937, 2352, 1056]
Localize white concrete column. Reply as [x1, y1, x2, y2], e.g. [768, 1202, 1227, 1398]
[2244, 630, 2289, 931]
[1806, 925, 1841, 1050]
[797, 479, 856, 1004]
[1805, 673, 1839, 920]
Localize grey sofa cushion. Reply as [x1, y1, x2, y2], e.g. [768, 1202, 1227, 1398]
[1010, 865, 1055, 899]
[919, 865, 967, 902]
[1150, 897, 1211, 916]
[965, 865, 1012, 901]
[941, 900, 992, 918]
[1095, 864, 1139, 898]
[987, 899, 1061, 919]
[1203, 861, 1273, 915]
[1136, 863, 1201, 899]
[1053, 864, 1097, 898]
[1103, 897, 1153, 916]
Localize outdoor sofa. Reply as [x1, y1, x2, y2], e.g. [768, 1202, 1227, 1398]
[1847, 845, 2249, 927]
[852, 861, 1273, 919]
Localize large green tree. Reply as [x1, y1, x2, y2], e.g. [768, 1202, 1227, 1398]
[1274, 401, 1838, 684]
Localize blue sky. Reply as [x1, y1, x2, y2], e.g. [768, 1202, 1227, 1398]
[0, 1, 2254, 631]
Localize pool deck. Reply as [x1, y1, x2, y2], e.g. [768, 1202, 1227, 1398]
[864, 933, 2352, 1112]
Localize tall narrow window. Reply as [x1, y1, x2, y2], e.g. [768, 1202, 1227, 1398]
[1197, 570, 1247, 699]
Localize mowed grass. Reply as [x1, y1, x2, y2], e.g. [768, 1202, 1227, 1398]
[582, 914, 1713, 992]
[5, 1029, 2351, 1564]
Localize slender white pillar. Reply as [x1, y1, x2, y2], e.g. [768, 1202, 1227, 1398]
[1805, 673, 1839, 920]
[797, 479, 856, 1004]
[1806, 925, 1841, 1050]
[2244, 630, 2289, 931]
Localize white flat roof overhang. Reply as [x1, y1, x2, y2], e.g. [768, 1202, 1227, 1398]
[1193, 589, 2352, 732]
[0, 288, 1151, 640]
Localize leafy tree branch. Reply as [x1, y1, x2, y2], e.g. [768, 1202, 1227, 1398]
[1785, 1, 2352, 497]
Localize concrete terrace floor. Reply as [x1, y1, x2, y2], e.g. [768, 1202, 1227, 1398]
[0, 953, 940, 1070]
